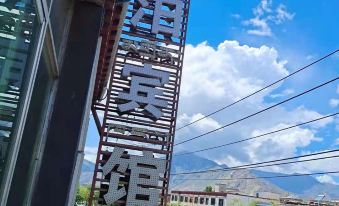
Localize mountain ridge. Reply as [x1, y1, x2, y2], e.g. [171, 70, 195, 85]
[80, 154, 339, 199]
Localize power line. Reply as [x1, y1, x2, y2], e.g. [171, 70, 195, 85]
[176, 49, 339, 131]
[174, 76, 339, 146]
[174, 112, 338, 156]
[174, 170, 339, 181]
[172, 154, 339, 175]
[171, 149, 339, 175]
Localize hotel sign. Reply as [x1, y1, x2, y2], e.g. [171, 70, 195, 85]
[90, 0, 190, 205]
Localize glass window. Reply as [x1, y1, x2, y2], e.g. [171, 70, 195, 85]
[184, 196, 188, 202]
[7, 49, 54, 205]
[211, 198, 216, 205]
[206, 198, 209, 205]
[200, 197, 205, 204]
[174, 195, 177, 201]
[189, 197, 193, 203]
[49, 0, 73, 58]
[194, 197, 198, 203]
[0, 0, 42, 199]
[219, 198, 224, 206]
[171, 195, 174, 201]
[179, 196, 183, 202]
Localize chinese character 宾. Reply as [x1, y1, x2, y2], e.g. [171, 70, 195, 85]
[117, 63, 170, 119]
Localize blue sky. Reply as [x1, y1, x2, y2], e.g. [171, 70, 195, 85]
[85, 0, 339, 185]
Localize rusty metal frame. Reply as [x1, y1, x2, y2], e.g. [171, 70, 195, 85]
[89, 0, 191, 205]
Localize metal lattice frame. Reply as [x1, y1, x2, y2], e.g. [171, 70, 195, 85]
[89, 0, 190, 205]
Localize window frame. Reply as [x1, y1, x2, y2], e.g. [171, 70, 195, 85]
[218, 198, 224, 206]
[200, 197, 205, 204]
[194, 197, 199, 203]
[0, 0, 49, 204]
[211, 197, 216, 205]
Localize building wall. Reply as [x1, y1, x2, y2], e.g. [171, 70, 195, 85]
[170, 193, 278, 206]
[0, 0, 104, 205]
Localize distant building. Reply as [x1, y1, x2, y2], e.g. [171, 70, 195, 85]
[170, 190, 279, 206]
[214, 184, 281, 200]
[280, 196, 308, 205]
[214, 184, 240, 193]
[309, 194, 339, 206]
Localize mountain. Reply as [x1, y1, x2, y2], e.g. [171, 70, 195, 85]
[170, 154, 287, 196]
[171, 152, 220, 173]
[169, 153, 339, 199]
[80, 159, 95, 185]
[79, 154, 339, 199]
[251, 170, 319, 194]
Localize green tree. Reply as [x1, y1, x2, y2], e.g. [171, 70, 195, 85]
[249, 201, 257, 206]
[168, 203, 183, 206]
[229, 198, 245, 206]
[75, 186, 90, 205]
[204, 185, 213, 192]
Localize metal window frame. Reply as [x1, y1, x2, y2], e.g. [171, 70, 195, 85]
[14, 0, 65, 203]
[0, 0, 49, 204]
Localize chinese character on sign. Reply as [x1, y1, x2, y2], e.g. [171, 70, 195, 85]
[121, 39, 176, 64]
[130, 0, 183, 38]
[102, 147, 166, 206]
[117, 63, 170, 119]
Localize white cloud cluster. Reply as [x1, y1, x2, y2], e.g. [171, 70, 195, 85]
[270, 89, 294, 98]
[329, 84, 339, 108]
[178, 113, 222, 133]
[242, 0, 295, 36]
[181, 41, 288, 102]
[246, 124, 322, 163]
[175, 40, 336, 183]
[84, 146, 98, 163]
[330, 99, 339, 108]
[335, 138, 339, 146]
[316, 175, 339, 185]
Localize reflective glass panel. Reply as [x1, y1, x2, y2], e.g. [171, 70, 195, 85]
[0, 0, 41, 188]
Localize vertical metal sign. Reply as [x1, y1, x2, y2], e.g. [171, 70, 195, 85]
[89, 0, 190, 205]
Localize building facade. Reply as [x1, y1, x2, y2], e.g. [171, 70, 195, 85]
[0, 0, 115, 205]
[0, 0, 190, 205]
[170, 191, 279, 206]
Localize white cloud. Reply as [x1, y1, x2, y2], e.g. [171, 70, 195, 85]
[178, 113, 222, 133]
[289, 106, 334, 128]
[337, 84, 339, 94]
[181, 41, 288, 102]
[174, 40, 335, 176]
[231, 14, 241, 19]
[84, 146, 98, 163]
[242, 0, 295, 37]
[316, 175, 339, 185]
[244, 17, 272, 37]
[274, 4, 295, 24]
[270, 89, 294, 98]
[245, 124, 322, 163]
[329, 99, 339, 108]
[306, 55, 315, 60]
[335, 138, 339, 146]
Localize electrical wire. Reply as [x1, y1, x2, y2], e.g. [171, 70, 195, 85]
[174, 112, 338, 156]
[171, 149, 339, 175]
[174, 170, 339, 181]
[176, 49, 339, 131]
[174, 76, 339, 146]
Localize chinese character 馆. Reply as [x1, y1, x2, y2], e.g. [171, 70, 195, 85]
[102, 147, 166, 206]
